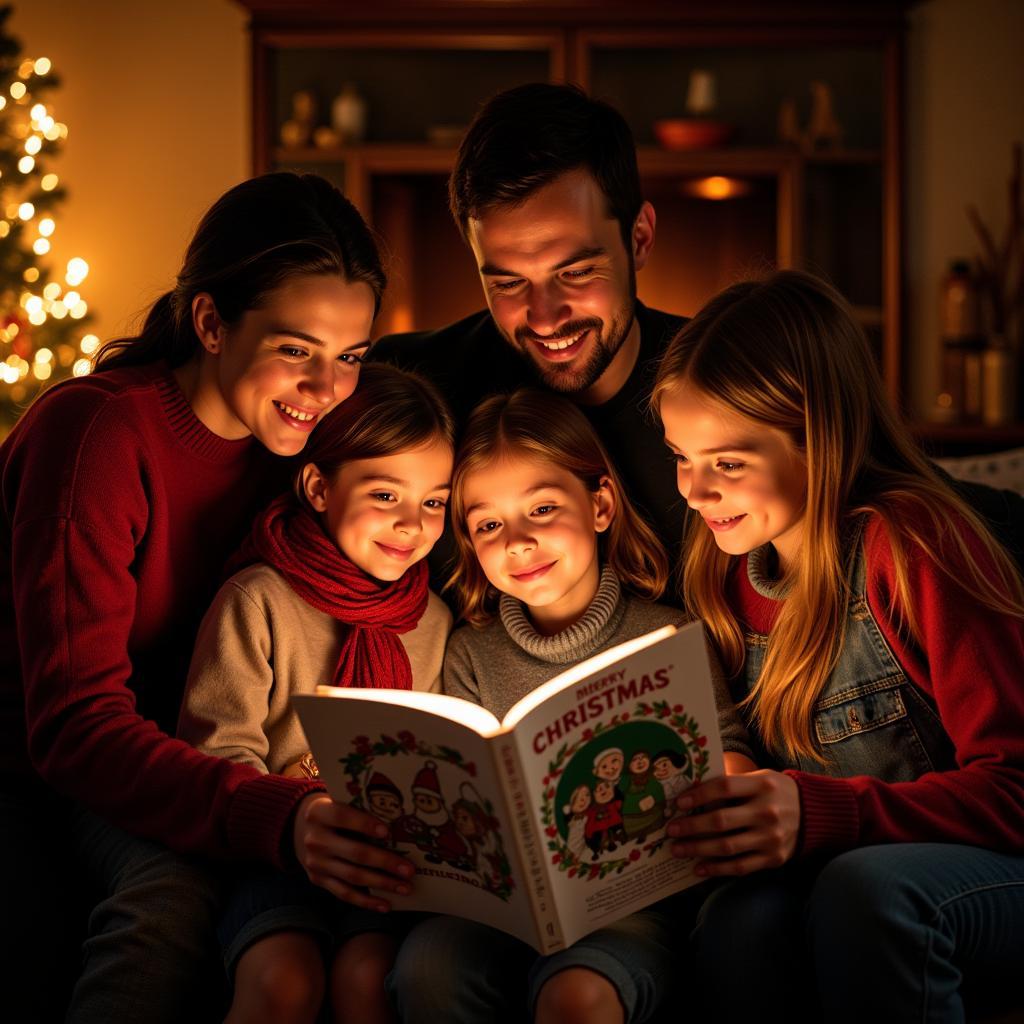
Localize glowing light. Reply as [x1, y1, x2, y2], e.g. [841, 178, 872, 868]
[0, 222, 9, 238]
[33, 363, 52, 381]
[18, 156, 34, 174]
[64, 290, 79, 306]
[18, 202, 34, 220]
[30, 103, 46, 121]
[57, 123, 68, 139]
[43, 124, 60, 142]
[41, 174, 58, 191]
[43, 282, 61, 300]
[32, 238, 50, 256]
[679, 176, 754, 201]
[28, 309, 46, 326]
[39, 116, 54, 133]
[1, 365, 18, 384]
[25, 136, 41, 155]
[73, 359, 91, 377]
[22, 267, 38, 282]
[34, 58, 52, 76]
[80, 334, 100, 355]
[35, 348, 53, 364]
[70, 300, 88, 319]
[66, 258, 89, 285]
[7, 324, 18, 337]
[0, 96, 6, 110]
[17, 59, 34, 79]
[51, 302, 68, 319]
[10, 82, 26, 100]
[38, 217, 55, 237]
[25, 296, 43, 316]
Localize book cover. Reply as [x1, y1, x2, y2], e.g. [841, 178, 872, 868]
[293, 620, 722, 952]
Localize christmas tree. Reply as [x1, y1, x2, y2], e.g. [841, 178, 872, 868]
[0, 4, 96, 431]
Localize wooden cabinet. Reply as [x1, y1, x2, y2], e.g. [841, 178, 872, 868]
[237, 2, 936, 422]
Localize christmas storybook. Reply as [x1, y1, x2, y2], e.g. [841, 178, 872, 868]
[292, 621, 723, 954]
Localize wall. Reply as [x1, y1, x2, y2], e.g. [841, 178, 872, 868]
[906, 0, 1024, 418]
[12, 0, 249, 342]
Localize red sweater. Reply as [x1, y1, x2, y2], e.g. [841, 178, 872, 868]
[728, 514, 1024, 858]
[0, 364, 322, 865]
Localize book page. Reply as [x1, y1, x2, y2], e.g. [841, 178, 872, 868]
[506, 622, 724, 948]
[293, 693, 538, 946]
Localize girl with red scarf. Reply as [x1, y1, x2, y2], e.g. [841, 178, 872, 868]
[178, 363, 455, 1024]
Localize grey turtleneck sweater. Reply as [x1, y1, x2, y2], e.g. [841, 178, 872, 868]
[443, 568, 752, 757]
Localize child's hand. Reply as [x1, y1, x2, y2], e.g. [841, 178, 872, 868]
[665, 769, 801, 876]
[292, 793, 416, 912]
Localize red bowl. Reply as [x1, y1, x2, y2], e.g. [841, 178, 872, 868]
[653, 119, 733, 150]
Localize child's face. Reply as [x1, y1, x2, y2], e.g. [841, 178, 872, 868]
[629, 751, 650, 774]
[369, 790, 402, 822]
[461, 453, 613, 633]
[595, 751, 623, 780]
[309, 440, 452, 582]
[653, 756, 678, 781]
[659, 383, 807, 572]
[594, 780, 615, 804]
[205, 273, 374, 457]
[570, 785, 591, 813]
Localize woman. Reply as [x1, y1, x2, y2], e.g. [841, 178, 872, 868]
[0, 172, 416, 1023]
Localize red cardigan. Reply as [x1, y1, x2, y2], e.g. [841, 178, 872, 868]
[0, 364, 322, 865]
[729, 514, 1024, 857]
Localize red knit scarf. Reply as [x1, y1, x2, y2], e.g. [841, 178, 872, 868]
[248, 494, 428, 690]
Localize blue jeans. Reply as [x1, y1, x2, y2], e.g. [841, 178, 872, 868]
[691, 844, 1024, 1023]
[387, 897, 694, 1024]
[2, 782, 225, 1024]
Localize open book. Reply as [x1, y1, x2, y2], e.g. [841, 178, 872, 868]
[293, 621, 722, 954]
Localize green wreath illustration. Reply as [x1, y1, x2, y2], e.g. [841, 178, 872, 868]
[340, 730, 516, 901]
[539, 699, 711, 882]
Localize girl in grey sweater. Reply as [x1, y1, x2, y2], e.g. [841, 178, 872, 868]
[387, 390, 754, 1024]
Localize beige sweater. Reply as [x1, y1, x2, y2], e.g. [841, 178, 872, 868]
[178, 563, 451, 775]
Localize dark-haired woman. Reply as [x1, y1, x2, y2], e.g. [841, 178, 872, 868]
[0, 173, 416, 1023]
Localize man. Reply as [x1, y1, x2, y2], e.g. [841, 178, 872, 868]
[370, 82, 688, 572]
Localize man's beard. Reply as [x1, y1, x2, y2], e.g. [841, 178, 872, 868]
[415, 803, 451, 828]
[507, 285, 636, 394]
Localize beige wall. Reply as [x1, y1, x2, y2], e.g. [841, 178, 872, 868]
[16, 0, 1024, 416]
[905, 0, 1024, 418]
[13, 0, 249, 342]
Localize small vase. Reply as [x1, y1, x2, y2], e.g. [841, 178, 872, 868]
[332, 83, 367, 145]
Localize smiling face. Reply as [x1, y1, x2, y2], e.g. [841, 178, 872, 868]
[460, 452, 614, 634]
[466, 169, 654, 404]
[303, 439, 453, 583]
[191, 273, 376, 456]
[629, 751, 650, 775]
[652, 756, 680, 781]
[659, 383, 808, 572]
[594, 750, 623, 781]
[569, 785, 592, 814]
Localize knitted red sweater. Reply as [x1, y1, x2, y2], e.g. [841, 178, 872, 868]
[0, 364, 322, 864]
[728, 514, 1024, 857]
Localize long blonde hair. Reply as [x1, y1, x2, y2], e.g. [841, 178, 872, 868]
[448, 389, 668, 626]
[651, 270, 1024, 762]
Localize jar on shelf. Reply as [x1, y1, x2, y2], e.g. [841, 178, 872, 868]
[332, 83, 367, 145]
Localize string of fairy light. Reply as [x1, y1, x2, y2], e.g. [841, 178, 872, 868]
[1, 54, 97, 396]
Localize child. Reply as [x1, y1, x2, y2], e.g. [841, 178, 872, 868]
[178, 363, 455, 1024]
[387, 389, 756, 1024]
[651, 270, 1024, 1021]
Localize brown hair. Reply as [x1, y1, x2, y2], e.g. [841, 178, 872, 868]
[651, 269, 1024, 763]
[295, 362, 455, 505]
[448, 389, 668, 625]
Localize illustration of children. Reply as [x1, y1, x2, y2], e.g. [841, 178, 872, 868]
[621, 750, 666, 843]
[592, 747, 628, 846]
[652, 748, 691, 815]
[584, 779, 624, 860]
[562, 784, 591, 861]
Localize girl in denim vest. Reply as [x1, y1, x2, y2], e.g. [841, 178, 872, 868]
[652, 270, 1024, 1022]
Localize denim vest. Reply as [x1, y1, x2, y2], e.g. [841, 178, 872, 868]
[738, 525, 958, 780]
